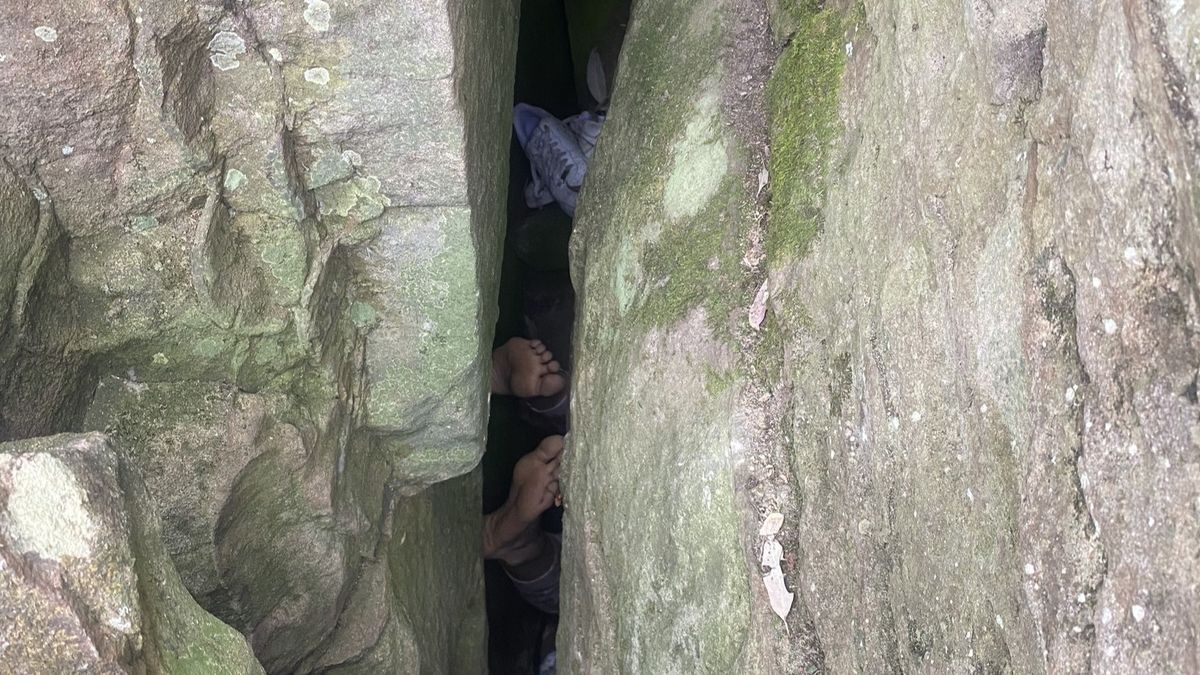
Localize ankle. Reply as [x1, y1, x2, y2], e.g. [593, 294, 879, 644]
[501, 532, 557, 582]
[483, 503, 541, 563]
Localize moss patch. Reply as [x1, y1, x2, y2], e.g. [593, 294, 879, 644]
[766, 2, 858, 263]
[571, 0, 730, 333]
[638, 178, 745, 331]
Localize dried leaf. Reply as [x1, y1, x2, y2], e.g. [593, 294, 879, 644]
[763, 568, 794, 621]
[761, 531, 793, 621]
[761, 538, 783, 569]
[759, 512, 784, 537]
[749, 279, 770, 330]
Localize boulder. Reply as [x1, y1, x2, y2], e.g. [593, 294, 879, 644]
[0, 433, 263, 674]
[560, 0, 769, 670]
[0, 0, 516, 670]
[83, 377, 291, 618]
[766, 0, 1200, 669]
[563, 0, 1200, 671]
[82, 377, 355, 673]
[0, 0, 515, 464]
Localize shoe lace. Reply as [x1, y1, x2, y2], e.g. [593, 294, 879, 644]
[534, 122, 583, 191]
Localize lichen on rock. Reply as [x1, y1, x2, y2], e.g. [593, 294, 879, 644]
[560, 0, 767, 670]
[0, 433, 263, 675]
[0, 0, 517, 671]
[564, 0, 1200, 670]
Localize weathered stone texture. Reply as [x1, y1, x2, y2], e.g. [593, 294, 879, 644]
[564, 0, 1200, 672]
[0, 0, 515, 670]
[0, 433, 263, 674]
[560, 0, 768, 671]
[765, 0, 1200, 670]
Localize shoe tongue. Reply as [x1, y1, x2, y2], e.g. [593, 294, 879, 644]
[587, 49, 608, 105]
[513, 103, 551, 148]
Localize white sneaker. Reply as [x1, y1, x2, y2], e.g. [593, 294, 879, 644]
[564, 111, 605, 160]
[514, 103, 590, 216]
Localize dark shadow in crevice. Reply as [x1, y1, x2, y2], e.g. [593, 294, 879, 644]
[483, 0, 630, 672]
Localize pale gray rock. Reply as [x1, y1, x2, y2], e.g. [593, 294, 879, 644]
[0, 0, 516, 671]
[0, 433, 264, 674]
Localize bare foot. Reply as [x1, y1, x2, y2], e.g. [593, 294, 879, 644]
[483, 435, 564, 563]
[491, 337, 567, 398]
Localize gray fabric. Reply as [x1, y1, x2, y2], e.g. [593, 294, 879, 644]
[505, 534, 561, 615]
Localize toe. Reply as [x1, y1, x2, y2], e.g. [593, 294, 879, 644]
[539, 372, 567, 398]
[539, 350, 554, 364]
[529, 339, 545, 353]
[535, 435, 565, 460]
[546, 360, 560, 373]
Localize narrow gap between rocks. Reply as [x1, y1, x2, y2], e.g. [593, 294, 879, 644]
[482, 0, 628, 672]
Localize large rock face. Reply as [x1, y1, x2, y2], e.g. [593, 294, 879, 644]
[560, 0, 775, 670]
[0, 0, 515, 671]
[0, 433, 263, 674]
[563, 0, 1200, 672]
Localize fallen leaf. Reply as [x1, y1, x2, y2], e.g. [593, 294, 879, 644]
[763, 568, 794, 621]
[761, 531, 793, 621]
[759, 512, 784, 537]
[761, 537, 783, 569]
[749, 279, 770, 329]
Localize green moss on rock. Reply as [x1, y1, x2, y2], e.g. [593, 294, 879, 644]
[561, 0, 760, 671]
[766, 3, 858, 263]
[638, 178, 745, 330]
